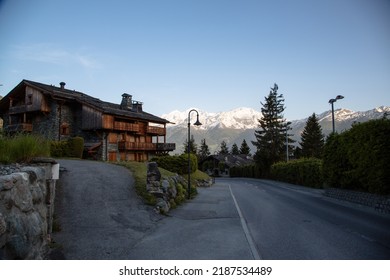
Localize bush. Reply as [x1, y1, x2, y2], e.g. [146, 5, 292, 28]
[50, 137, 85, 158]
[69, 137, 84, 158]
[50, 141, 70, 157]
[323, 119, 390, 195]
[152, 154, 198, 174]
[0, 134, 50, 163]
[270, 158, 323, 188]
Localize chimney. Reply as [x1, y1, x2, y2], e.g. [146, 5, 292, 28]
[120, 93, 133, 110]
[60, 82, 66, 89]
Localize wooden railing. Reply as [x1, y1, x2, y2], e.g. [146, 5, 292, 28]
[118, 142, 175, 151]
[146, 126, 166, 135]
[7, 123, 33, 132]
[113, 122, 139, 132]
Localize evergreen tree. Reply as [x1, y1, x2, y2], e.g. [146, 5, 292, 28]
[219, 140, 229, 155]
[198, 139, 211, 161]
[231, 143, 239, 155]
[183, 135, 197, 154]
[299, 113, 324, 158]
[252, 84, 294, 174]
[239, 139, 251, 155]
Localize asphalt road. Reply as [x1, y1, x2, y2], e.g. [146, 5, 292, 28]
[223, 178, 390, 260]
[128, 178, 390, 260]
[52, 160, 390, 260]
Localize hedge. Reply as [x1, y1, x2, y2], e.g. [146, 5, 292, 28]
[151, 154, 198, 174]
[50, 137, 85, 159]
[323, 119, 390, 195]
[270, 158, 323, 188]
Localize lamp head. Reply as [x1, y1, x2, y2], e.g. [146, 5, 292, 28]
[194, 114, 202, 126]
[336, 95, 344, 100]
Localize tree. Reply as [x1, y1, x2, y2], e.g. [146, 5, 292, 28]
[252, 83, 293, 175]
[219, 140, 229, 155]
[198, 139, 211, 161]
[299, 113, 324, 158]
[183, 135, 197, 154]
[239, 139, 251, 155]
[231, 143, 239, 155]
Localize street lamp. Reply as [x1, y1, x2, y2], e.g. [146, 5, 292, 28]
[328, 95, 344, 133]
[187, 109, 202, 199]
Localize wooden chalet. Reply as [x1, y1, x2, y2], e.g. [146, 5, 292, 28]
[0, 80, 175, 161]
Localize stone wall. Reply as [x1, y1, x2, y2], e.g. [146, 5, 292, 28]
[0, 159, 59, 259]
[324, 188, 390, 214]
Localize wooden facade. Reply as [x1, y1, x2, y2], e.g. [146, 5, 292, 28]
[0, 80, 175, 161]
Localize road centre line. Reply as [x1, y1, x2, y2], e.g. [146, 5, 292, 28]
[228, 184, 261, 260]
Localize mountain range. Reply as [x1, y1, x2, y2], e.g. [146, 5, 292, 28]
[161, 106, 390, 154]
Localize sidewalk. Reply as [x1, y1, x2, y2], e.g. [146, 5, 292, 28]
[127, 182, 255, 259]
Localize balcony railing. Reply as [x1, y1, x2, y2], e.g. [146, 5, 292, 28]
[118, 142, 175, 151]
[147, 126, 166, 135]
[9, 104, 42, 114]
[7, 123, 33, 132]
[113, 122, 139, 132]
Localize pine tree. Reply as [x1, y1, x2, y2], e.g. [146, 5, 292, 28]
[239, 139, 251, 155]
[252, 84, 294, 174]
[299, 113, 324, 158]
[183, 135, 197, 154]
[231, 143, 239, 155]
[198, 139, 211, 161]
[219, 140, 229, 155]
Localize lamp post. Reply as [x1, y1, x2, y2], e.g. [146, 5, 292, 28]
[328, 95, 344, 133]
[187, 109, 202, 199]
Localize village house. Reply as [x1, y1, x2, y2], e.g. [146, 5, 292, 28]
[0, 80, 175, 161]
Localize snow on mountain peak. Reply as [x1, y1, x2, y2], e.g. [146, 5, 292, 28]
[161, 107, 262, 130]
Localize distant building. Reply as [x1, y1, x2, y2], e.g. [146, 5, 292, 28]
[200, 154, 254, 176]
[0, 80, 175, 161]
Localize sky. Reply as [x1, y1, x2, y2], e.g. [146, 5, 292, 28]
[0, 0, 389, 120]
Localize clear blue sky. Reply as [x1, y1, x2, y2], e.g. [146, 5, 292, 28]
[0, 0, 389, 120]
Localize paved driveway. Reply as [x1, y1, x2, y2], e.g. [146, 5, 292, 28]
[52, 159, 161, 259]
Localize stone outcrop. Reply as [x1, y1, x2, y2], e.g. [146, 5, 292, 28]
[0, 159, 59, 259]
[146, 162, 214, 213]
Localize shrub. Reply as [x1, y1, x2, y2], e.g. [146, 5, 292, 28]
[270, 158, 323, 188]
[68, 137, 84, 158]
[323, 119, 390, 195]
[50, 137, 85, 158]
[152, 154, 198, 174]
[50, 141, 70, 157]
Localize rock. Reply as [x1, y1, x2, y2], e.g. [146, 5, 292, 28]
[146, 162, 161, 182]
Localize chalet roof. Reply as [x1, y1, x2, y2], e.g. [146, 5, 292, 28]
[0, 79, 171, 124]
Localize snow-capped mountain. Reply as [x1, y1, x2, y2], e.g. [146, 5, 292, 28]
[162, 106, 390, 154]
[162, 107, 262, 130]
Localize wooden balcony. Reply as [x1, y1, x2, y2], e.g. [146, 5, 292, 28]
[113, 121, 139, 132]
[118, 142, 156, 151]
[9, 104, 49, 114]
[7, 123, 33, 132]
[118, 142, 175, 151]
[147, 126, 166, 135]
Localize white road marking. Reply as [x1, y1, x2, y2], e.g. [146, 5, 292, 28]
[228, 184, 262, 260]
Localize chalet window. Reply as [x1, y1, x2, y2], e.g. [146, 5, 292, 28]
[60, 123, 70, 135]
[27, 94, 33, 105]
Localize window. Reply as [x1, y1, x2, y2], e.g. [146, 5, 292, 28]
[60, 122, 70, 135]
